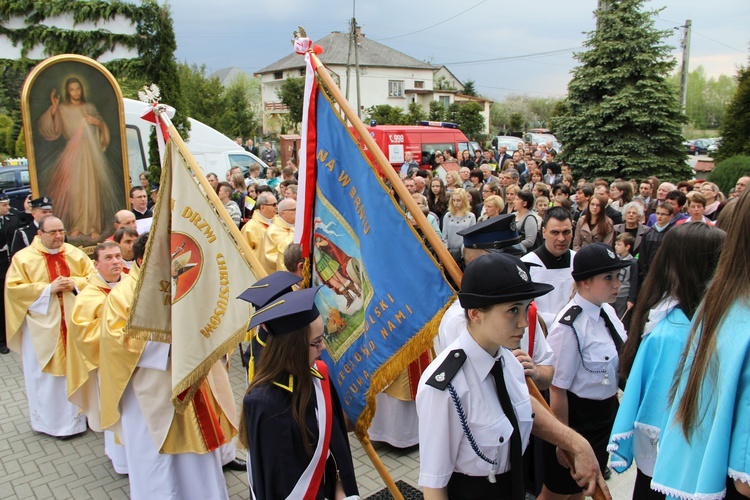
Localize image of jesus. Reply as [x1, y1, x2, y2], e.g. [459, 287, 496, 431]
[37, 77, 121, 239]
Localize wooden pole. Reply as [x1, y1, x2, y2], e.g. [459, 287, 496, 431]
[358, 433, 405, 500]
[526, 379, 608, 500]
[311, 52, 463, 288]
[154, 106, 267, 280]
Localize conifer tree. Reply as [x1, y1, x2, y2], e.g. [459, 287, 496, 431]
[715, 55, 750, 161]
[553, 0, 690, 181]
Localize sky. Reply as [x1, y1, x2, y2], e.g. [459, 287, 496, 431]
[171, 0, 749, 102]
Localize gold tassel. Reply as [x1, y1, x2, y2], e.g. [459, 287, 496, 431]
[247, 353, 255, 384]
[354, 296, 455, 439]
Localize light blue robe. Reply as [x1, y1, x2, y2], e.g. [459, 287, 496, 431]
[651, 301, 750, 499]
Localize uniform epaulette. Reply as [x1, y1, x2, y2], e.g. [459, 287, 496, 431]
[559, 305, 583, 326]
[425, 349, 466, 391]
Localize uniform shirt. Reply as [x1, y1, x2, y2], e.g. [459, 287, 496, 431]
[416, 328, 534, 488]
[436, 299, 554, 367]
[547, 294, 626, 400]
[522, 248, 576, 326]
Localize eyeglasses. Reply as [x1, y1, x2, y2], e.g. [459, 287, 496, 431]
[41, 229, 66, 235]
[261, 203, 278, 207]
[309, 337, 325, 349]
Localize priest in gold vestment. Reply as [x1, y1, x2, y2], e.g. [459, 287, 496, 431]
[258, 198, 295, 274]
[66, 241, 128, 473]
[5, 216, 94, 437]
[99, 233, 237, 500]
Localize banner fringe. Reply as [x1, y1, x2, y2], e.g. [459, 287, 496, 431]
[127, 328, 173, 343]
[354, 297, 453, 439]
[170, 324, 246, 414]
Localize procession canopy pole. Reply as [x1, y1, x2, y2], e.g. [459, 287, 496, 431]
[153, 105, 268, 280]
[358, 433, 405, 500]
[310, 52, 463, 289]
[526, 379, 608, 500]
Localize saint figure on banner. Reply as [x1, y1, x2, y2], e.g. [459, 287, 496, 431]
[37, 77, 121, 239]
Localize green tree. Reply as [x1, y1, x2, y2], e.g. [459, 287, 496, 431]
[462, 80, 477, 97]
[454, 102, 485, 139]
[669, 65, 737, 129]
[553, 0, 689, 181]
[178, 62, 226, 130]
[404, 102, 426, 124]
[708, 155, 750, 194]
[217, 73, 259, 139]
[276, 77, 305, 129]
[429, 101, 445, 121]
[716, 57, 750, 161]
[366, 104, 405, 125]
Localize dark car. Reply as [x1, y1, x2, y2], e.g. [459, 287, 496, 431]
[0, 164, 31, 211]
[685, 139, 710, 156]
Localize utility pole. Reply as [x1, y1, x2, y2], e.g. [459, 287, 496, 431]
[353, 19, 362, 119]
[679, 19, 692, 113]
[345, 17, 354, 101]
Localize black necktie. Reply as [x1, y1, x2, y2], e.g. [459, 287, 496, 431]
[491, 359, 524, 500]
[600, 309, 623, 353]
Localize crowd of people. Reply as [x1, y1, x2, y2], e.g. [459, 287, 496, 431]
[1, 131, 749, 500]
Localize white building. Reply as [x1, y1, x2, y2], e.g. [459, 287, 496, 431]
[256, 31, 492, 135]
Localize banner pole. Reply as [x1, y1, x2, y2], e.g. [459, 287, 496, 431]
[311, 53, 463, 288]
[153, 106, 267, 280]
[358, 433, 405, 500]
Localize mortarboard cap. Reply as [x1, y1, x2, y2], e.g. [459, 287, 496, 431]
[248, 286, 322, 336]
[30, 196, 52, 210]
[238, 271, 302, 308]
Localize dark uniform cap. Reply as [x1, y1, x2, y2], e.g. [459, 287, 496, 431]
[151, 183, 160, 192]
[30, 196, 52, 209]
[458, 252, 554, 309]
[248, 285, 322, 336]
[237, 271, 302, 307]
[571, 242, 630, 282]
[0, 190, 9, 203]
[457, 213, 522, 250]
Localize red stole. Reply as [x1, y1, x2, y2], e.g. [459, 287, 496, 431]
[176, 379, 226, 452]
[41, 251, 71, 350]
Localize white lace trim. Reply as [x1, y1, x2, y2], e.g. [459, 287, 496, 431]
[609, 459, 628, 469]
[728, 468, 750, 484]
[650, 481, 726, 500]
[607, 429, 633, 453]
[634, 421, 662, 440]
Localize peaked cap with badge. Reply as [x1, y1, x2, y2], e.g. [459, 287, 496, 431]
[571, 242, 630, 282]
[457, 213, 523, 252]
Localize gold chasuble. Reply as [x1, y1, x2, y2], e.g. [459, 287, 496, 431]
[259, 215, 294, 274]
[66, 272, 121, 431]
[241, 210, 271, 254]
[99, 265, 237, 454]
[5, 238, 94, 375]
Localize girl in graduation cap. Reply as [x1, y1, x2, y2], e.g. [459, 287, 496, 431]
[238, 284, 359, 500]
[417, 252, 610, 500]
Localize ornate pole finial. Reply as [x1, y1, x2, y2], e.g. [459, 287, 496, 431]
[138, 83, 161, 105]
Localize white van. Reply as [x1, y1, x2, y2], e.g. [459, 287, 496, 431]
[123, 98, 268, 184]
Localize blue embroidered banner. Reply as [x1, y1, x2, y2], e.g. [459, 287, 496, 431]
[311, 89, 455, 433]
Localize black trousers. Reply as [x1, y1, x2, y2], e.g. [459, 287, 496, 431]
[447, 471, 513, 500]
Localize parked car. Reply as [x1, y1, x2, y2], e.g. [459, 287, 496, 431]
[0, 164, 31, 211]
[492, 135, 524, 152]
[527, 133, 562, 152]
[685, 139, 711, 156]
[707, 137, 722, 153]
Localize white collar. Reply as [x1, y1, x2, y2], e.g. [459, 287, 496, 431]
[573, 293, 602, 321]
[459, 328, 504, 382]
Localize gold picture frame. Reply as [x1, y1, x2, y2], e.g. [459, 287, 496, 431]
[21, 54, 131, 246]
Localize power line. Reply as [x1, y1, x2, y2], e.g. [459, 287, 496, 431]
[476, 85, 566, 97]
[438, 47, 580, 66]
[374, 0, 489, 41]
[656, 16, 745, 53]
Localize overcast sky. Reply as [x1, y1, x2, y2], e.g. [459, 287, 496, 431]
[172, 0, 748, 101]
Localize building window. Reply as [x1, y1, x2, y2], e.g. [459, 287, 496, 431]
[414, 80, 424, 89]
[299, 68, 306, 77]
[273, 71, 283, 80]
[389, 80, 404, 98]
[439, 95, 451, 107]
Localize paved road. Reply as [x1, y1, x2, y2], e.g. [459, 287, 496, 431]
[0, 348, 636, 499]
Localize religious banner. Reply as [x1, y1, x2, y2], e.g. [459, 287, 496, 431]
[309, 87, 455, 435]
[21, 54, 131, 247]
[128, 140, 255, 411]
